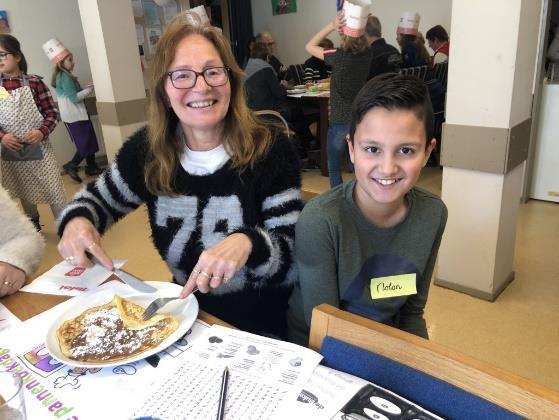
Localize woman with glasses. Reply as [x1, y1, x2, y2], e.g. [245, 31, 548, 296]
[57, 12, 303, 338]
[0, 34, 65, 231]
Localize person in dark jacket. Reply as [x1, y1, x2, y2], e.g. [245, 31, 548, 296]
[364, 16, 401, 79]
[244, 41, 288, 111]
[255, 32, 288, 80]
[245, 42, 315, 150]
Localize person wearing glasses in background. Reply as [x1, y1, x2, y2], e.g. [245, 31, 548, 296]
[0, 34, 65, 232]
[255, 32, 289, 80]
[57, 12, 303, 339]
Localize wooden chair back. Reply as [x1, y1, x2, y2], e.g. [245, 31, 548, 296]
[433, 61, 449, 90]
[253, 110, 291, 138]
[309, 304, 559, 418]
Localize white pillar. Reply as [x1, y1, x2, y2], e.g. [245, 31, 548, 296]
[78, 0, 147, 161]
[436, 0, 542, 300]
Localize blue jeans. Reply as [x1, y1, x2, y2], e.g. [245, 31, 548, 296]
[327, 122, 349, 187]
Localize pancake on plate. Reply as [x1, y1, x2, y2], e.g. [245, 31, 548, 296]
[56, 295, 179, 363]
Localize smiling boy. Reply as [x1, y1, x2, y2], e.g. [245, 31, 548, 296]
[288, 73, 447, 345]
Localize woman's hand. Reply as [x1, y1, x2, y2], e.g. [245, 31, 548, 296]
[57, 217, 114, 270]
[24, 129, 44, 144]
[0, 133, 22, 151]
[180, 233, 253, 298]
[0, 262, 26, 297]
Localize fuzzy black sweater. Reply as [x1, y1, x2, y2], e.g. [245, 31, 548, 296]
[58, 128, 303, 338]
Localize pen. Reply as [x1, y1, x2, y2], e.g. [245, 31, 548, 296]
[216, 366, 229, 420]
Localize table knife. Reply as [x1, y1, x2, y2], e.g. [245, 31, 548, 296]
[114, 269, 158, 293]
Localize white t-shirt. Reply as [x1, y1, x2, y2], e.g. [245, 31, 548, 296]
[179, 143, 230, 175]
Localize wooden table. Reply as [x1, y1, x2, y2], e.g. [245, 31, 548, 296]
[288, 92, 329, 177]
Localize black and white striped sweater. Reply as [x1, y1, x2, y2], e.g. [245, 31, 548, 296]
[57, 128, 303, 337]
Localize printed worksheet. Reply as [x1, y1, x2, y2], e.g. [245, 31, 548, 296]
[132, 324, 323, 420]
[279, 364, 369, 419]
[0, 302, 21, 333]
[0, 282, 210, 420]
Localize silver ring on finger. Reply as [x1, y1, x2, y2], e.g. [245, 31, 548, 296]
[65, 256, 75, 262]
[223, 276, 230, 284]
[86, 242, 96, 251]
[192, 269, 201, 275]
[200, 271, 211, 279]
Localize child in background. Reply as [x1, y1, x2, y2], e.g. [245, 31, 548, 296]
[0, 34, 65, 231]
[306, 11, 372, 187]
[45, 38, 101, 183]
[288, 74, 448, 345]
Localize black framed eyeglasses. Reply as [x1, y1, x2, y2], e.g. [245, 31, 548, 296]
[0, 52, 13, 61]
[167, 66, 231, 89]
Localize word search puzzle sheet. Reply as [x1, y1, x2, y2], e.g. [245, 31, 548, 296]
[132, 325, 322, 419]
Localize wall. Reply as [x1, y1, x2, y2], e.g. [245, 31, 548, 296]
[251, 0, 452, 65]
[0, 0, 105, 166]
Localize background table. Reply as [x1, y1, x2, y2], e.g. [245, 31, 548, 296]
[287, 92, 330, 177]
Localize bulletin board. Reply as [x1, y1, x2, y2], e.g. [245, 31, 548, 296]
[132, 0, 180, 59]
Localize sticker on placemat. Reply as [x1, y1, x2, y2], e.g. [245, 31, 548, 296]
[370, 273, 417, 299]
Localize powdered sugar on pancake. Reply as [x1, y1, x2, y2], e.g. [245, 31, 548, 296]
[69, 307, 159, 361]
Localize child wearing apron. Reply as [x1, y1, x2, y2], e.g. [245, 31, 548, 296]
[0, 34, 65, 231]
[44, 38, 101, 183]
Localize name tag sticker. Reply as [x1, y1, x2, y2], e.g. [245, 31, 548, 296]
[370, 273, 417, 299]
[0, 89, 10, 99]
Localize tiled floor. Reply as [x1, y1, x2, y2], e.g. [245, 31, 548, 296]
[33, 166, 559, 392]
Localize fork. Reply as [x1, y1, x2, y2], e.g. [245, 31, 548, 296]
[141, 287, 198, 320]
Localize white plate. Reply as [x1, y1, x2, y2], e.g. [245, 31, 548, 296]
[294, 84, 307, 90]
[45, 281, 198, 368]
[287, 88, 306, 94]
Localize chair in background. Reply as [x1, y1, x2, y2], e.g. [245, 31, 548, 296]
[433, 61, 449, 90]
[400, 65, 429, 81]
[253, 110, 291, 138]
[309, 304, 559, 419]
[288, 64, 306, 86]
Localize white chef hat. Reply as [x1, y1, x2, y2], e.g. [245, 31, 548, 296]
[342, 0, 371, 38]
[42, 38, 71, 65]
[397, 11, 420, 35]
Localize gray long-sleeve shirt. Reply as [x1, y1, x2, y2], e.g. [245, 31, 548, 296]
[287, 180, 447, 345]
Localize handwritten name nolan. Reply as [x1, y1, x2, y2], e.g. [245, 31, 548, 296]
[376, 282, 403, 293]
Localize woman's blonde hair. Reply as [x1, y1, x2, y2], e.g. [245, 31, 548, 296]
[145, 12, 272, 196]
[340, 34, 369, 54]
[50, 58, 76, 88]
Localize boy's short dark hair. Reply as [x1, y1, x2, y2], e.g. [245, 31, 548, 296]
[426, 25, 449, 43]
[348, 73, 434, 147]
